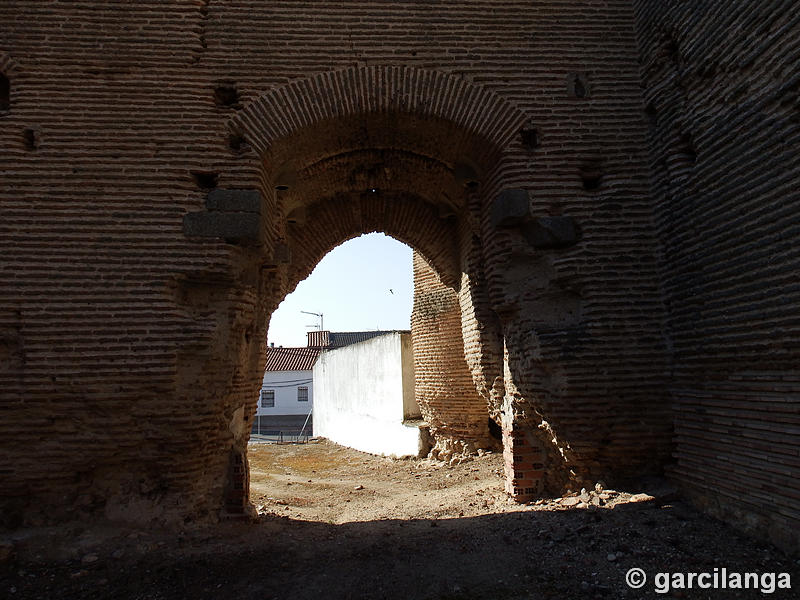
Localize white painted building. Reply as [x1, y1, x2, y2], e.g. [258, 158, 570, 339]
[255, 332, 390, 435]
[259, 368, 314, 416]
[255, 346, 319, 434]
[312, 331, 426, 457]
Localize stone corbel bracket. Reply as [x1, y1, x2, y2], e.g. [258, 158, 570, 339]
[183, 189, 262, 245]
[491, 189, 580, 250]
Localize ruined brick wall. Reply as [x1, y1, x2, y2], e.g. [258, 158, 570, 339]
[411, 253, 493, 460]
[0, 5, 269, 526]
[632, 1, 800, 551]
[474, 3, 674, 494]
[1, 1, 675, 526]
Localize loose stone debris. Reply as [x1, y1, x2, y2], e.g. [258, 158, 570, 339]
[1, 440, 797, 600]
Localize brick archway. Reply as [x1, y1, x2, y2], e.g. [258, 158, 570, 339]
[230, 65, 528, 293]
[231, 65, 526, 159]
[0, 3, 687, 533]
[213, 67, 530, 513]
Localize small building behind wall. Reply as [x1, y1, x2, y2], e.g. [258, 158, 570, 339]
[313, 331, 425, 457]
[256, 346, 319, 436]
[257, 331, 393, 436]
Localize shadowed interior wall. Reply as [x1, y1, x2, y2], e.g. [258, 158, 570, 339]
[632, 0, 800, 552]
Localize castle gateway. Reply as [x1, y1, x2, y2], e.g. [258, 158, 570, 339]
[0, 1, 797, 552]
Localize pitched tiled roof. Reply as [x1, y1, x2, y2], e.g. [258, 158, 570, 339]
[307, 330, 407, 349]
[264, 346, 320, 372]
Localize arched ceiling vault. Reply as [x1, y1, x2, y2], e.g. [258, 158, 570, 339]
[230, 65, 528, 292]
[283, 190, 461, 293]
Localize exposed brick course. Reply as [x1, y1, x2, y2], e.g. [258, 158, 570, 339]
[633, 0, 800, 552]
[411, 253, 492, 459]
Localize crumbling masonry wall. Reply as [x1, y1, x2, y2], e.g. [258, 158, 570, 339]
[632, 1, 800, 552]
[0, 0, 672, 527]
[411, 253, 493, 460]
[0, 1, 794, 552]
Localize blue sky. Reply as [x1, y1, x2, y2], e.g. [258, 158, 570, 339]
[267, 233, 414, 347]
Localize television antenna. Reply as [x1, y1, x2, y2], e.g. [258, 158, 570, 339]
[301, 310, 323, 331]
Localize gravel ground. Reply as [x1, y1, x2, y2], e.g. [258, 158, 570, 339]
[1, 439, 797, 599]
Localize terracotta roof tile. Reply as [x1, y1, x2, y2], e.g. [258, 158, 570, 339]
[264, 347, 320, 372]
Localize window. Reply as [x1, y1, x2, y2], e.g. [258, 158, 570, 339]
[297, 386, 309, 402]
[260, 390, 274, 408]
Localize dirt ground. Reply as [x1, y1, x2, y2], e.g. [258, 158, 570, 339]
[1, 439, 797, 599]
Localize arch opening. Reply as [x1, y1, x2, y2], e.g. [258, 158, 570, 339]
[245, 232, 496, 509]
[253, 115, 502, 452]
[209, 66, 532, 517]
[257, 234, 417, 451]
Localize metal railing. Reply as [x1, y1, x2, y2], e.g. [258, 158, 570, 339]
[298, 407, 313, 439]
[250, 408, 313, 444]
[249, 430, 310, 444]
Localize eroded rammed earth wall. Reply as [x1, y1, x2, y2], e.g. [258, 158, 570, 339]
[632, 1, 800, 552]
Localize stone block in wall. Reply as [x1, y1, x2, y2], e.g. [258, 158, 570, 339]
[521, 216, 579, 249]
[491, 190, 578, 249]
[183, 212, 260, 242]
[183, 188, 262, 244]
[490, 189, 531, 228]
[205, 189, 261, 213]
